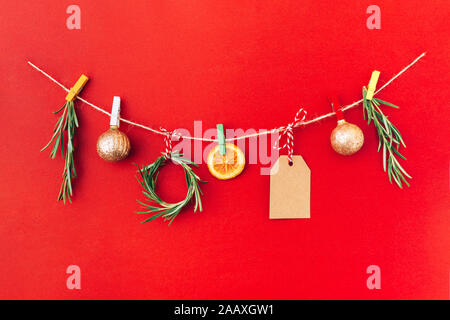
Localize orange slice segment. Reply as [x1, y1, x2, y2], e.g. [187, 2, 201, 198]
[207, 143, 245, 180]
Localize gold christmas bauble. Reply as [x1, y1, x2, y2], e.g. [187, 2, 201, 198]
[96, 127, 131, 161]
[330, 120, 364, 155]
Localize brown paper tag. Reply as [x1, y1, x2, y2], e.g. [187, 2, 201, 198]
[270, 155, 311, 219]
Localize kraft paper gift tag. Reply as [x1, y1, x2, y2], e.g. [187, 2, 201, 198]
[270, 155, 311, 219]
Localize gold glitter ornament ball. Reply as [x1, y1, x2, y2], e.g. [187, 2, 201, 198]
[96, 127, 131, 161]
[330, 120, 364, 155]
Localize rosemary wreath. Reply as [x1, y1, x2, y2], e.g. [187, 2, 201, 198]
[362, 87, 411, 188]
[135, 151, 205, 225]
[41, 100, 79, 203]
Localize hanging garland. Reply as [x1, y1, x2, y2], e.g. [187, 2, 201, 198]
[29, 52, 426, 223]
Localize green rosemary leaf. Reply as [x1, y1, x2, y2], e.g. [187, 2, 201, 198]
[142, 211, 165, 223]
[392, 170, 403, 189]
[71, 153, 77, 177]
[362, 99, 368, 121]
[392, 157, 412, 178]
[388, 159, 393, 183]
[372, 98, 380, 106]
[391, 146, 407, 160]
[53, 102, 67, 114]
[373, 98, 399, 108]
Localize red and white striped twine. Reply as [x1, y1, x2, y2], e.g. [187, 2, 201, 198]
[160, 127, 174, 159]
[274, 108, 307, 165]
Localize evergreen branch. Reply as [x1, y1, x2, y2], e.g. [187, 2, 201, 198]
[362, 87, 411, 188]
[41, 100, 79, 202]
[135, 151, 205, 225]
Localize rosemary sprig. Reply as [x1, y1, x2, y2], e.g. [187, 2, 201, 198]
[362, 87, 411, 188]
[136, 151, 205, 225]
[41, 100, 79, 202]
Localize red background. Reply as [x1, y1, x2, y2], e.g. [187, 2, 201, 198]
[1, 1, 449, 299]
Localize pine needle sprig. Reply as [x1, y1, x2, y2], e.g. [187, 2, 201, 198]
[41, 100, 79, 202]
[362, 87, 411, 188]
[135, 151, 205, 225]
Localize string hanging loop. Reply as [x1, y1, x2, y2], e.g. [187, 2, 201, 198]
[274, 108, 307, 165]
[160, 127, 175, 160]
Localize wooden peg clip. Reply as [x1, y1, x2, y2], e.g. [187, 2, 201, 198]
[329, 95, 345, 121]
[366, 70, 380, 100]
[216, 124, 226, 155]
[110, 96, 121, 128]
[65, 74, 89, 102]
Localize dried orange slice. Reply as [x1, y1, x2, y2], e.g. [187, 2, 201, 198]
[207, 143, 245, 180]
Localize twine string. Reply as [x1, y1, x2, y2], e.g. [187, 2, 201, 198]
[27, 52, 425, 143]
[274, 108, 307, 164]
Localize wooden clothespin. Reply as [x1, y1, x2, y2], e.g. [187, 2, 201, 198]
[365, 70, 380, 100]
[329, 95, 345, 122]
[216, 124, 226, 155]
[110, 96, 121, 128]
[65, 74, 89, 102]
